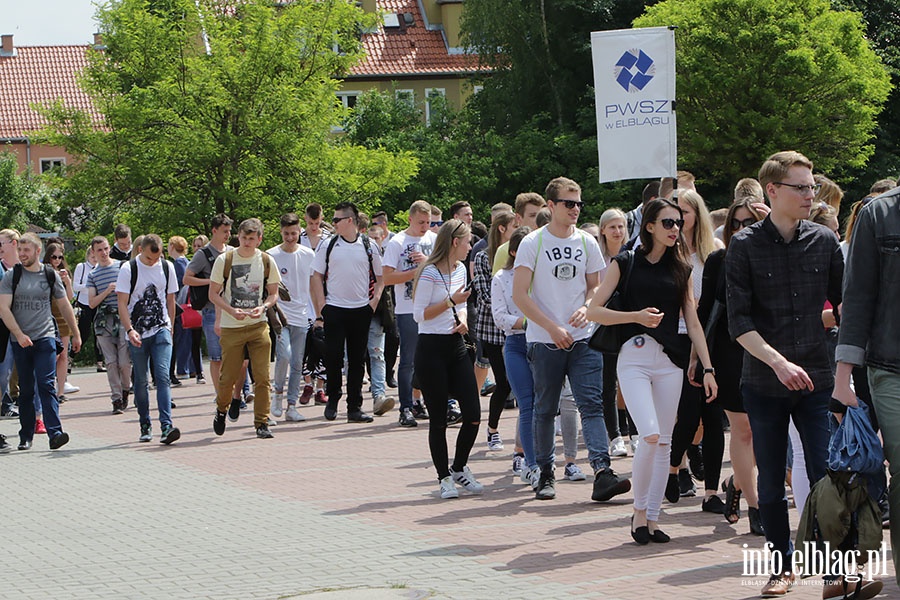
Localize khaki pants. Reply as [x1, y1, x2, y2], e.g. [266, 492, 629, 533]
[216, 322, 271, 427]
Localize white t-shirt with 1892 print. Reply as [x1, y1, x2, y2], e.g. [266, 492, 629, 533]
[513, 226, 605, 345]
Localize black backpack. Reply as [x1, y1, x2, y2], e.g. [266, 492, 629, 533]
[0, 264, 58, 362]
[323, 234, 376, 300]
[188, 247, 215, 310]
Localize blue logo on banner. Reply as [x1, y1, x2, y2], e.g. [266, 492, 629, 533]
[614, 49, 655, 92]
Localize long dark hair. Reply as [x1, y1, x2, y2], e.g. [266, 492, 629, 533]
[639, 198, 691, 301]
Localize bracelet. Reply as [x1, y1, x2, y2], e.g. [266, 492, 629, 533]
[126, 327, 135, 334]
[315, 317, 323, 322]
[445, 298, 454, 309]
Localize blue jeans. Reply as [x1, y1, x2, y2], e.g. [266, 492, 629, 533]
[274, 324, 308, 404]
[0, 340, 14, 399]
[130, 328, 174, 429]
[397, 313, 419, 410]
[528, 339, 610, 474]
[12, 337, 62, 442]
[743, 385, 832, 572]
[368, 318, 386, 398]
[174, 314, 190, 374]
[202, 306, 222, 361]
[504, 334, 536, 468]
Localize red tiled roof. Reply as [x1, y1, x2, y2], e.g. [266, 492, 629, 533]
[0, 45, 98, 140]
[349, 0, 482, 78]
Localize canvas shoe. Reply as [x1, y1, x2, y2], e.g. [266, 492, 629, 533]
[271, 393, 284, 418]
[486, 431, 504, 451]
[511, 453, 525, 475]
[564, 463, 587, 481]
[299, 385, 313, 405]
[213, 410, 227, 436]
[285, 405, 306, 422]
[228, 397, 241, 422]
[450, 465, 484, 494]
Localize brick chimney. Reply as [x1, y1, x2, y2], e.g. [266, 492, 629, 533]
[0, 34, 16, 58]
[92, 32, 106, 50]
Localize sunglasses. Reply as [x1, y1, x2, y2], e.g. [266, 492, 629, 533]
[430, 221, 444, 227]
[331, 216, 351, 224]
[659, 218, 684, 230]
[553, 199, 585, 210]
[731, 218, 756, 231]
[49, 255, 64, 260]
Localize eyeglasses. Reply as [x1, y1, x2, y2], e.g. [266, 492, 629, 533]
[658, 218, 684, 230]
[430, 221, 443, 227]
[731, 218, 756, 231]
[49, 255, 64, 260]
[773, 182, 821, 194]
[553, 199, 584, 210]
[332, 216, 351, 224]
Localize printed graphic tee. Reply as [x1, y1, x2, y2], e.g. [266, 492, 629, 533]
[514, 226, 605, 345]
[116, 258, 179, 338]
[382, 230, 436, 315]
[210, 250, 281, 329]
[0, 266, 65, 341]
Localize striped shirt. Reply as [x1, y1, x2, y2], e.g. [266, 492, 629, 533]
[87, 261, 122, 309]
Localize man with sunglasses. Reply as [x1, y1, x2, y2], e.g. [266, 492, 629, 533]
[383, 200, 436, 427]
[311, 202, 384, 424]
[726, 151, 844, 598]
[512, 176, 631, 503]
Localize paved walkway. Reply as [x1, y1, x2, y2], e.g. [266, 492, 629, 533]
[2, 367, 895, 599]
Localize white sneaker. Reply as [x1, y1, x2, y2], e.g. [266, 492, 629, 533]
[64, 382, 80, 394]
[512, 454, 525, 475]
[271, 394, 284, 418]
[285, 405, 306, 422]
[450, 465, 484, 494]
[487, 431, 504, 451]
[373, 394, 395, 416]
[610, 436, 628, 457]
[439, 476, 459, 499]
[245, 392, 255, 404]
[631, 437, 639, 454]
[564, 462, 587, 481]
[521, 465, 540, 488]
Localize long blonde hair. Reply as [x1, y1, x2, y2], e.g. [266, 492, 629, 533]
[598, 208, 627, 258]
[678, 189, 717, 263]
[413, 219, 470, 298]
[487, 212, 515, 269]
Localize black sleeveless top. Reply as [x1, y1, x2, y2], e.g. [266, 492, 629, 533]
[612, 250, 689, 369]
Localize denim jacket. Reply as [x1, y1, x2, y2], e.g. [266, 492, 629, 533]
[836, 186, 900, 374]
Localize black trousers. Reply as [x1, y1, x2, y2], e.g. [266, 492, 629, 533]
[483, 342, 511, 430]
[670, 371, 724, 491]
[416, 333, 481, 480]
[323, 304, 372, 411]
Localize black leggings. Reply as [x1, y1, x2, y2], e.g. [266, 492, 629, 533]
[602, 352, 637, 439]
[416, 333, 481, 480]
[670, 371, 725, 491]
[483, 342, 511, 430]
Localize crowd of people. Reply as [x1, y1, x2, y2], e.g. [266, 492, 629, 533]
[1, 151, 898, 600]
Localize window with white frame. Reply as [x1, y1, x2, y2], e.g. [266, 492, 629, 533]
[40, 158, 65, 174]
[395, 89, 414, 106]
[337, 92, 361, 109]
[424, 88, 446, 126]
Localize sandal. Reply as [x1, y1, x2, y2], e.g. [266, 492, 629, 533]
[722, 475, 742, 524]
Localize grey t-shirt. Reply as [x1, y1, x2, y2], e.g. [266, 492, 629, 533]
[0, 266, 65, 341]
[186, 243, 230, 310]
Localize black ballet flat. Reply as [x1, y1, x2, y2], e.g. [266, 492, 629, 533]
[649, 528, 670, 543]
[631, 516, 650, 545]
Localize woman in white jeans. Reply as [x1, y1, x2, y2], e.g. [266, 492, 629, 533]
[587, 198, 717, 544]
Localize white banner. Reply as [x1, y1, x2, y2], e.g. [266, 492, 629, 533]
[591, 27, 677, 183]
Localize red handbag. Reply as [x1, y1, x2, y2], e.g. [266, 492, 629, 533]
[180, 303, 202, 329]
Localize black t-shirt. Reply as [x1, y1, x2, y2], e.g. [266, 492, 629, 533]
[614, 249, 689, 369]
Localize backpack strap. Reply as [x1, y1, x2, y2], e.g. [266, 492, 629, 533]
[322, 235, 341, 298]
[223, 250, 271, 305]
[128, 258, 170, 303]
[360, 234, 376, 300]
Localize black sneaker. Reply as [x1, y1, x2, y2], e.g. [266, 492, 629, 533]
[256, 424, 274, 439]
[347, 410, 374, 423]
[228, 398, 241, 422]
[535, 470, 556, 500]
[446, 400, 462, 425]
[112, 401, 124, 415]
[411, 401, 429, 420]
[160, 425, 181, 445]
[678, 468, 696, 497]
[398, 407, 418, 427]
[213, 410, 227, 436]
[122, 389, 130, 411]
[665, 473, 680, 503]
[324, 398, 338, 421]
[18, 439, 32, 451]
[170, 376, 182, 388]
[386, 373, 398, 388]
[687, 444, 705, 481]
[0, 434, 10, 452]
[49, 432, 70, 450]
[0, 405, 19, 419]
[591, 468, 631, 502]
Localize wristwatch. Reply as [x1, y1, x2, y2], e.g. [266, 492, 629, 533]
[703, 367, 716, 376]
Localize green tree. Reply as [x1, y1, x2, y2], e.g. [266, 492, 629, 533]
[0, 152, 62, 232]
[37, 0, 416, 237]
[634, 0, 891, 188]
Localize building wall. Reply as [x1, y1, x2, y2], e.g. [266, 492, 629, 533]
[338, 77, 477, 115]
[1, 141, 76, 175]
